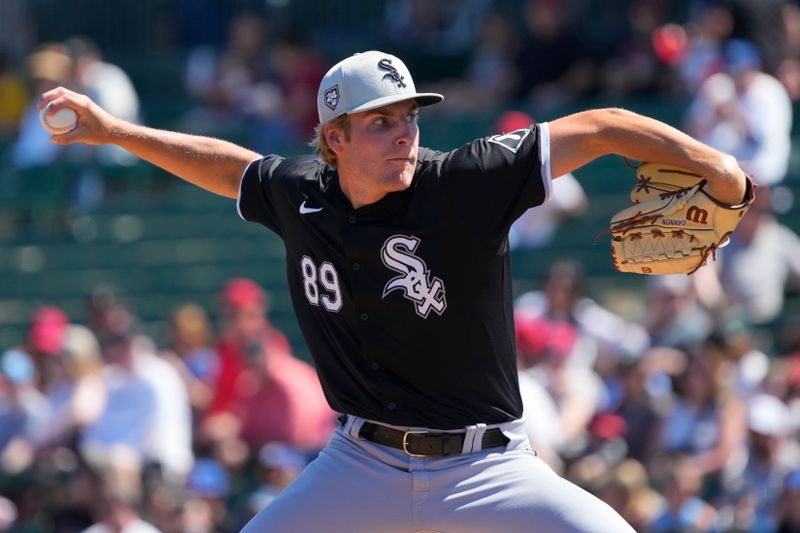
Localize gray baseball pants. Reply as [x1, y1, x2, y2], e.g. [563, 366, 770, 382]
[240, 415, 635, 533]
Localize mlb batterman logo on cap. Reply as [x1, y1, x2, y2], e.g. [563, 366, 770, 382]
[317, 50, 443, 124]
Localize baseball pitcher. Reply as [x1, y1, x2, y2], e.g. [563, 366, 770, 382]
[39, 50, 751, 532]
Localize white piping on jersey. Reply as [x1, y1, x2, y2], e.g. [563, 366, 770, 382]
[539, 122, 553, 205]
[236, 157, 262, 221]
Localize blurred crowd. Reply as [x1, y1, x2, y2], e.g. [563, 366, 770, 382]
[0, 0, 798, 234]
[2, 0, 800, 153]
[0, 279, 335, 532]
[5, 36, 140, 212]
[1, 264, 798, 532]
[1, 1, 800, 532]
[514, 258, 800, 532]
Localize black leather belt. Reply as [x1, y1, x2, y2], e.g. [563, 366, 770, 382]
[357, 420, 509, 457]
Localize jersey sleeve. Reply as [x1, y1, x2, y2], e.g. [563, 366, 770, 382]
[237, 155, 285, 235]
[421, 122, 553, 248]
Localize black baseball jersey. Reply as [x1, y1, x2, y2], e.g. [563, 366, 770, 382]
[237, 123, 551, 429]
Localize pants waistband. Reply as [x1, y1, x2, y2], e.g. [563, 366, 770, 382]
[337, 414, 524, 456]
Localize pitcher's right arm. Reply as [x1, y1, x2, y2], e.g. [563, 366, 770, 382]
[40, 86, 261, 199]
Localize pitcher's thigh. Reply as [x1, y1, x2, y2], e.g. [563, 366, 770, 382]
[423, 450, 635, 533]
[240, 441, 416, 533]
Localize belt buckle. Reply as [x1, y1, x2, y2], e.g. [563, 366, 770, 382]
[402, 430, 429, 457]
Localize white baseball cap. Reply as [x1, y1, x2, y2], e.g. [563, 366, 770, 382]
[317, 50, 443, 124]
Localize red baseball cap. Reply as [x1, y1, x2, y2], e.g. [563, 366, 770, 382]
[514, 313, 577, 360]
[515, 314, 550, 356]
[28, 306, 69, 355]
[221, 278, 266, 310]
[493, 110, 535, 135]
[588, 413, 628, 440]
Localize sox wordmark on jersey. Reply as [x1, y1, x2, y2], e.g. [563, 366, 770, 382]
[380, 235, 447, 318]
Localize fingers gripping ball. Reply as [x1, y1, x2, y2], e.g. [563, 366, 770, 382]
[609, 162, 755, 275]
[39, 104, 77, 135]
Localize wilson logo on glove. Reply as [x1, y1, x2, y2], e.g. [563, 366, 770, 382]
[686, 206, 708, 224]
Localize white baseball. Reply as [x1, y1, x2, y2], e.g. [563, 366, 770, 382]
[39, 104, 78, 135]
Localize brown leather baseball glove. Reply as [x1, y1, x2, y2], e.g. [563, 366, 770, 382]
[609, 162, 755, 275]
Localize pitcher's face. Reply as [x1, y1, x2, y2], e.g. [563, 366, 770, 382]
[332, 100, 420, 206]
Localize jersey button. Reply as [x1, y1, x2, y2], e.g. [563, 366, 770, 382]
[360, 313, 369, 321]
[347, 216, 356, 224]
[387, 402, 397, 410]
[369, 362, 379, 371]
[352, 262, 361, 271]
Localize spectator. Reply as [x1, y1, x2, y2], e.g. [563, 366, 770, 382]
[85, 290, 193, 482]
[0, 48, 27, 140]
[515, 313, 604, 452]
[701, 319, 772, 399]
[65, 36, 140, 167]
[270, 32, 328, 142]
[514, 313, 567, 469]
[718, 0, 787, 75]
[66, 37, 139, 128]
[12, 42, 74, 169]
[81, 467, 161, 533]
[39, 460, 109, 533]
[776, 468, 800, 532]
[34, 324, 107, 449]
[715, 187, 800, 325]
[516, 260, 650, 367]
[227, 336, 335, 452]
[179, 457, 229, 533]
[79, 325, 156, 474]
[202, 278, 334, 453]
[383, 0, 491, 55]
[246, 443, 308, 519]
[24, 305, 69, 390]
[659, 352, 747, 482]
[514, 0, 596, 106]
[459, 10, 520, 107]
[778, 2, 800, 100]
[723, 393, 799, 527]
[205, 278, 291, 417]
[649, 454, 719, 533]
[183, 13, 287, 150]
[0, 349, 47, 473]
[596, 459, 664, 531]
[613, 355, 664, 467]
[85, 284, 131, 346]
[643, 274, 714, 348]
[600, 0, 670, 98]
[428, 12, 520, 111]
[142, 481, 182, 533]
[161, 303, 219, 421]
[685, 39, 792, 186]
[0, 496, 17, 531]
[566, 412, 630, 486]
[675, 2, 731, 93]
[133, 332, 194, 484]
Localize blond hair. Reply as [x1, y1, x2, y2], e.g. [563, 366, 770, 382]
[309, 114, 350, 167]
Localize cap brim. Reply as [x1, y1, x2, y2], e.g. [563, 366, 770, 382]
[347, 92, 444, 116]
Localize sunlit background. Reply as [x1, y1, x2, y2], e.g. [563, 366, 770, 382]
[0, 1, 799, 532]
